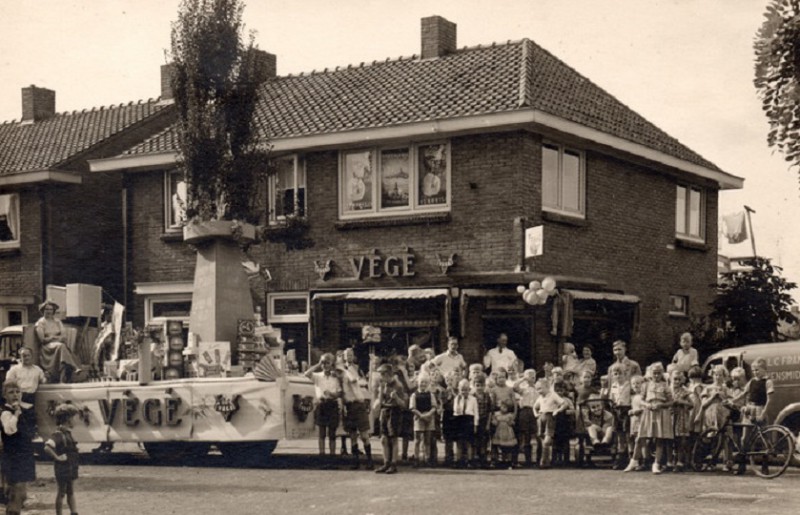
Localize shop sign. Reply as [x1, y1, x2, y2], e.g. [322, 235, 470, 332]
[351, 250, 416, 279]
[98, 396, 183, 427]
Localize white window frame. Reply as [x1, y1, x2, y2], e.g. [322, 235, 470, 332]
[267, 292, 309, 324]
[135, 282, 193, 326]
[0, 193, 21, 249]
[164, 170, 187, 232]
[541, 142, 586, 218]
[268, 155, 306, 224]
[338, 141, 451, 219]
[669, 294, 689, 317]
[0, 305, 28, 329]
[675, 184, 705, 243]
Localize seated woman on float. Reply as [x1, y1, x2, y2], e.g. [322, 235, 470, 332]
[34, 300, 82, 383]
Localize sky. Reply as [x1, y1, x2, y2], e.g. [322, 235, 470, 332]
[1, 0, 799, 300]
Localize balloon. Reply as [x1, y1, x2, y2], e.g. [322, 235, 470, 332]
[523, 290, 536, 305]
[542, 277, 556, 293]
[516, 285, 526, 294]
[529, 281, 542, 291]
[536, 288, 549, 301]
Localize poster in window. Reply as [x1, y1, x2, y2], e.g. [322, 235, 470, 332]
[417, 144, 447, 206]
[343, 151, 373, 212]
[380, 149, 410, 209]
[169, 173, 187, 228]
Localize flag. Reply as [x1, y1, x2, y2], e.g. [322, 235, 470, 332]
[253, 354, 282, 382]
[722, 211, 748, 244]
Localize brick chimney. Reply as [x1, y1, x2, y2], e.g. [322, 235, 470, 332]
[160, 63, 176, 101]
[250, 49, 277, 81]
[421, 16, 456, 59]
[21, 85, 56, 122]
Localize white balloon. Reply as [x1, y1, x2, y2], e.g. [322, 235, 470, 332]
[529, 280, 542, 291]
[542, 277, 556, 292]
[523, 290, 536, 305]
[516, 285, 526, 294]
[536, 288, 549, 301]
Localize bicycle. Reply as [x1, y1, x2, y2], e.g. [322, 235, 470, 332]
[691, 405, 795, 479]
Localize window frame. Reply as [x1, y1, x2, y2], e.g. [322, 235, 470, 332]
[268, 155, 306, 224]
[0, 193, 21, 249]
[338, 141, 451, 219]
[267, 292, 309, 324]
[541, 141, 586, 219]
[668, 294, 689, 317]
[136, 282, 193, 327]
[164, 170, 187, 232]
[675, 184, 705, 243]
[0, 305, 28, 329]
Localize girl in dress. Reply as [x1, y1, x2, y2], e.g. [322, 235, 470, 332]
[624, 375, 646, 471]
[636, 362, 673, 474]
[491, 400, 517, 469]
[670, 369, 693, 472]
[698, 365, 732, 470]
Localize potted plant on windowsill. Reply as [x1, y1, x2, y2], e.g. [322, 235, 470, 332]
[262, 214, 311, 249]
[169, 0, 271, 347]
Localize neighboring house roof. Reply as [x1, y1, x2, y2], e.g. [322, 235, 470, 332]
[120, 39, 721, 173]
[0, 99, 170, 176]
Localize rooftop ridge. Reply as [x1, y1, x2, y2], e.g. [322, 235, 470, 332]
[279, 39, 525, 80]
[0, 96, 164, 126]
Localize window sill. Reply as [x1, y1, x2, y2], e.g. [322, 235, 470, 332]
[541, 210, 587, 227]
[335, 212, 451, 230]
[668, 312, 689, 318]
[675, 237, 708, 251]
[160, 231, 184, 243]
[0, 245, 21, 256]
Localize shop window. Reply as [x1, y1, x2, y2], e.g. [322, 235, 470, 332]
[267, 292, 309, 324]
[146, 295, 192, 326]
[339, 142, 450, 219]
[675, 185, 704, 242]
[165, 170, 187, 231]
[542, 142, 585, 217]
[0, 193, 20, 249]
[268, 156, 306, 223]
[669, 294, 688, 317]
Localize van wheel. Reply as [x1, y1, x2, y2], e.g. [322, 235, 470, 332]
[779, 413, 800, 467]
[217, 441, 278, 466]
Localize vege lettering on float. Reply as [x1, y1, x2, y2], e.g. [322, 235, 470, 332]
[98, 397, 183, 427]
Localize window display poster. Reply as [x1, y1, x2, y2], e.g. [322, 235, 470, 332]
[380, 148, 410, 209]
[196, 341, 231, 378]
[525, 225, 544, 258]
[417, 144, 447, 206]
[343, 150, 373, 212]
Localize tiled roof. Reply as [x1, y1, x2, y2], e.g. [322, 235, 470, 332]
[0, 99, 170, 176]
[124, 40, 718, 171]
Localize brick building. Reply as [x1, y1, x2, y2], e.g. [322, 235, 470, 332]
[86, 16, 742, 372]
[0, 85, 175, 327]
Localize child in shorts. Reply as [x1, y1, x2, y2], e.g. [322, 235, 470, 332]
[45, 403, 80, 515]
[471, 373, 494, 468]
[410, 376, 438, 467]
[304, 353, 342, 460]
[513, 369, 538, 467]
[373, 363, 408, 474]
[533, 378, 569, 468]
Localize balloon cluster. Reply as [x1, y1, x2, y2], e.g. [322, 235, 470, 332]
[517, 277, 557, 306]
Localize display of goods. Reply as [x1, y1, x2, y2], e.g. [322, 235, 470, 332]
[167, 320, 183, 336]
[238, 319, 255, 337]
[168, 351, 184, 367]
[164, 368, 181, 379]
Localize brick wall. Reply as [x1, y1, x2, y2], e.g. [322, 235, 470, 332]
[0, 187, 43, 321]
[124, 130, 719, 365]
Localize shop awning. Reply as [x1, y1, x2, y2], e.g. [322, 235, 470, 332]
[562, 289, 640, 304]
[312, 288, 450, 301]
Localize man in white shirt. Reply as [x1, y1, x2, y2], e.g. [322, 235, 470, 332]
[483, 333, 519, 374]
[433, 336, 467, 379]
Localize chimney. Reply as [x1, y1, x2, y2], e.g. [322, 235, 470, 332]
[160, 63, 176, 101]
[250, 49, 277, 81]
[421, 16, 457, 59]
[21, 85, 56, 122]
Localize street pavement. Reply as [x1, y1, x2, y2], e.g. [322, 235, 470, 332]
[10, 440, 799, 515]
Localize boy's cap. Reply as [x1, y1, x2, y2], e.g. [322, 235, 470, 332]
[376, 364, 393, 373]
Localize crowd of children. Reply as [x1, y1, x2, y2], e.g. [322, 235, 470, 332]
[307, 332, 775, 475]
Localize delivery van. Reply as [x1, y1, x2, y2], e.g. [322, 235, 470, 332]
[702, 340, 800, 433]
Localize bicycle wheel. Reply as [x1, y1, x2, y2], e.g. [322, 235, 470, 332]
[692, 429, 724, 471]
[748, 425, 795, 479]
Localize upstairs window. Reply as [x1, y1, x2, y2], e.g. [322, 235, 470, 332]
[165, 170, 187, 231]
[339, 142, 450, 219]
[269, 156, 306, 223]
[675, 185, 704, 241]
[0, 193, 20, 249]
[542, 142, 585, 217]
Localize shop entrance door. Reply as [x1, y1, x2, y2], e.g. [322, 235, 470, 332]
[482, 316, 532, 370]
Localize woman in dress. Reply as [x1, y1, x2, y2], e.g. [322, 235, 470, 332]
[34, 300, 82, 383]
